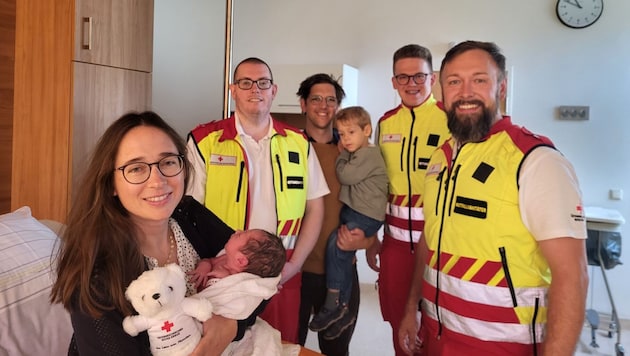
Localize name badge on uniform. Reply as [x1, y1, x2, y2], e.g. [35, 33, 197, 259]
[381, 133, 402, 143]
[209, 154, 237, 166]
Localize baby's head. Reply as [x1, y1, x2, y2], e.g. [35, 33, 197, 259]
[225, 229, 286, 278]
[335, 106, 373, 153]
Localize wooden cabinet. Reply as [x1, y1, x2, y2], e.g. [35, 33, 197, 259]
[72, 63, 152, 186]
[74, 0, 153, 72]
[72, 0, 153, 191]
[7, 0, 153, 221]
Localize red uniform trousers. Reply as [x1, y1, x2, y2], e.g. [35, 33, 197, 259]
[259, 250, 301, 344]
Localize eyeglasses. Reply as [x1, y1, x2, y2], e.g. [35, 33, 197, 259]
[394, 72, 431, 85]
[308, 95, 338, 107]
[116, 154, 185, 184]
[234, 78, 273, 90]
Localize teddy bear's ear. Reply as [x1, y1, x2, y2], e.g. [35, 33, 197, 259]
[125, 277, 139, 302]
[164, 263, 185, 278]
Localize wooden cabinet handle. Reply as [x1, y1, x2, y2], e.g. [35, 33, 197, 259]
[81, 17, 92, 50]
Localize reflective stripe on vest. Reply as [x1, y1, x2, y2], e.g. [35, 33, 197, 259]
[423, 299, 545, 345]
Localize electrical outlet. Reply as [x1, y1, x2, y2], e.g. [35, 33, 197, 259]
[558, 106, 589, 120]
[610, 189, 623, 200]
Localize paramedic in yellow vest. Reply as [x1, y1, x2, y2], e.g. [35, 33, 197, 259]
[371, 44, 450, 356]
[399, 41, 588, 356]
[186, 57, 328, 344]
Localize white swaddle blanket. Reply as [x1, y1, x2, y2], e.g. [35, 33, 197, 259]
[192, 272, 301, 355]
[221, 317, 301, 356]
[193, 272, 280, 319]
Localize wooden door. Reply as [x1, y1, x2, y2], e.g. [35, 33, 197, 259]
[0, 0, 15, 213]
[12, 0, 73, 221]
[74, 0, 154, 72]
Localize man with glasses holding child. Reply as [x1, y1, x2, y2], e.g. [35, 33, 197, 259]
[185, 57, 328, 344]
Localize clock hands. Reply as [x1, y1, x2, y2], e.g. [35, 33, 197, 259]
[563, 0, 583, 9]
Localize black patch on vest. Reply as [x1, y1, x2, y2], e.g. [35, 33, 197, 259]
[472, 162, 494, 183]
[288, 151, 300, 164]
[418, 157, 430, 170]
[454, 196, 487, 219]
[287, 176, 304, 189]
[427, 134, 440, 147]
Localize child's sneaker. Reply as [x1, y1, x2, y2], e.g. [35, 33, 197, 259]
[308, 305, 348, 332]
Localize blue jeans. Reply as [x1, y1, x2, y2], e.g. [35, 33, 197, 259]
[326, 204, 382, 305]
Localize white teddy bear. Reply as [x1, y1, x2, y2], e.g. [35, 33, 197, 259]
[123, 263, 213, 356]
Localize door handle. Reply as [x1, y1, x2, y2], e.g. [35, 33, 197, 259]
[81, 17, 92, 50]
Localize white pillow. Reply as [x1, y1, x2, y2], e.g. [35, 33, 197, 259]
[0, 206, 72, 356]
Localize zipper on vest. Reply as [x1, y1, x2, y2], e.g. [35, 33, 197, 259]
[275, 154, 284, 192]
[399, 137, 406, 171]
[405, 109, 417, 252]
[435, 165, 452, 339]
[236, 161, 245, 202]
[446, 164, 460, 216]
[406, 109, 416, 175]
[499, 246, 518, 307]
[435, 167, 446, 216]
[412, 136, 418, 172]
[531, 297, 540, 356]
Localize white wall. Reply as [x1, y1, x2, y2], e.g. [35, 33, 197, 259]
[153, 0, 227, 138]
[154, 0, 630, 318]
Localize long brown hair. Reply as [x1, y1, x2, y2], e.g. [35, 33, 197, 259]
[50, 111, 190, 317]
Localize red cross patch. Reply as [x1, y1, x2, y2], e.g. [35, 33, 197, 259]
[161, 320, 174, 332]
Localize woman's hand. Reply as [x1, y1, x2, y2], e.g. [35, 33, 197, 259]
[190, 315, 237, 356]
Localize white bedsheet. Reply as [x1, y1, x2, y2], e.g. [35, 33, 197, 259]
[0, 207, 72, 356]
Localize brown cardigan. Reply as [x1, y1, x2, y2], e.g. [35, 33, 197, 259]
[302, 143, 343, 274]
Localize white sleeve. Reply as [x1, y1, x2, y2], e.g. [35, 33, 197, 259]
[519, 147, 587, 241]
[185, 135, 207, 204]
[306, 143, 330, 200]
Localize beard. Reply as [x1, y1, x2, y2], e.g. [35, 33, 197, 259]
[446, 97, 500, 144]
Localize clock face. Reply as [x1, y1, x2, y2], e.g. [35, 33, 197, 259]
[556, 0, 604, 29]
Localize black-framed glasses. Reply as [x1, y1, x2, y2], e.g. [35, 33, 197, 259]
[116, 154, 185, 184]
[308, 95, 338, 107]
[234, 78, 273, 90]
[394, 72, 431, 85]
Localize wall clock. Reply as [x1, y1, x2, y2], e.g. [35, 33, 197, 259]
[556, 0, 604, 29]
